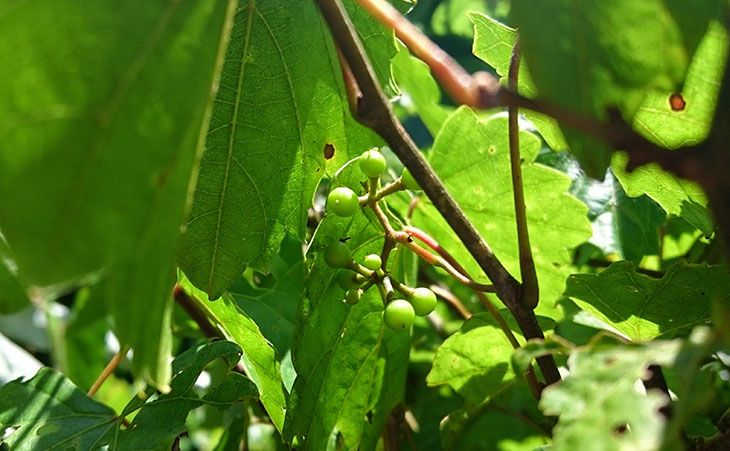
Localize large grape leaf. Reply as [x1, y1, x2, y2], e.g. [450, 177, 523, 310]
[407, 108, 591, 311]
[565, 262, 729, 341]
[540, 339, 681, 451]
[469, 12, 567, 151]
[511, 1, 689, 177]
[177, 276, 288, 432]
[0, 0, 234, 388]
[611, 153, 713, 237]
[177, 0, 395, 299]
[284, 206, 409, 450]
[426, 313, 521, 409]
[0, 341, 256, 450]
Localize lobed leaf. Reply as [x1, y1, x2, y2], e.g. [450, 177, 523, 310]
[565, 261, 729, 341]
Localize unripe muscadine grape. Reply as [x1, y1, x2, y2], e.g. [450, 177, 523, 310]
[345, 288, 363, 305]
[410, 287, 437, 316]
[384, 299, 415, 331]
[359, 148, 387, 178]
[327, 187, 359, 217]
[324, 241, 353, 269]
[337, 270, 359, 290]
[362, 253, 382, 271]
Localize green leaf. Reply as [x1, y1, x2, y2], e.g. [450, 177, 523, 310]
[427, 314, 519, 408]
[177, 276, 288, 433]
[0, 367, 117, 449]
[540, 339, 681, 451]
[408, 109, 591, 310]
[0, 246, 28, 314]
[63, 287, 109, 391]
[226, 235, 302, 356]
[565, 262, 729, 341]
[511, 1, 688, 177]
[632, 23, 728, 149]
[664, 0, 724, 59]
[118, 340, 257, 450]
[0, 0, 235, 388]
[469, 12, 567, 151]
[611, 153, 713, 237]
[392, 43, 452, 137]
[178, 0, 392, 299]
[284, 208, 409, 450]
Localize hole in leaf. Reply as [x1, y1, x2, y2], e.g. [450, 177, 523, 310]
[324, 143, 335, 159]
[669, 93, 686, 111]
[365, 410, 373, 424]
[612, 423, 628, 436]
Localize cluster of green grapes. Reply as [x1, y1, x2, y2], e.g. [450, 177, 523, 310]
[322, 148, 435, 332]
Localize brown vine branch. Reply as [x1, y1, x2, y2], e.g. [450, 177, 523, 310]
[315, 0, 561, 385]
[507, 39, 539, 311]
[354, 0, 706, 185]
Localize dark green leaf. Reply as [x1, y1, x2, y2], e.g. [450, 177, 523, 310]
[284, 206, 409, 450]
[0, 0, 235, 388]
[427, 314, 520, 408]
[63, 287, 109, 391]
[177, 276, 288, 433]
[0, 244, 28, 314]
[0, 368, 117, 449]
[565, 262, 729, 341]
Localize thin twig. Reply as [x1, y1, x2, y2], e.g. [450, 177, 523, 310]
[429, 285, 472, 320]
[507, 40, 539, 310]
[315, 0, 560, 384]
[88, 346, 129, 398]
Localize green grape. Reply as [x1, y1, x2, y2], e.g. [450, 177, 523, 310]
[337, 270, 360, 290]
[327, 187, 359, 217]
[359, 148, 387, 178]
[362, 253, 382, 271]
[384, 299, 415, 331]
[400, 167, 420, 190]
[345, 288, 363, 305]
[410, 287, 437, 316]
[324, 241, 352, 269]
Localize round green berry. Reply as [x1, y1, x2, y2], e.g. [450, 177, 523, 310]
[400, 167, 420, 191]
[410, 287, 437, 316]
[324, 241, 353, 269]
[337, 270, 359, 290]
[362, 254, 382, 271]
[359, 148, 387, 178]
[345, 288, 363, 305]
[327, 187, 359, 217]
[384, 299, 415, 331]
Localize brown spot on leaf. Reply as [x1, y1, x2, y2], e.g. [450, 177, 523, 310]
[324, 143, 335, 159]
[669, 93, 686, 111]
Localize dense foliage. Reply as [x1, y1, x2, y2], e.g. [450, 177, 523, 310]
[1, 0, 729, 450]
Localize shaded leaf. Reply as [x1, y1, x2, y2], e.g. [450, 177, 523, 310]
[118, 340, 257, 450]
[511, 1, 688, 176]
[284, 205, 409, 450]
[177, 276, 288, 433]
[565, 262, 729, 341]
[612, 153, 713, 237]
[0, 246, 28, 314]
[0, 0, 235, 388]
[632, 23, 729, 149]
[408, 109, 591, 311]
[0, 368, 117, 449]
[427, 314, 519, 408]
